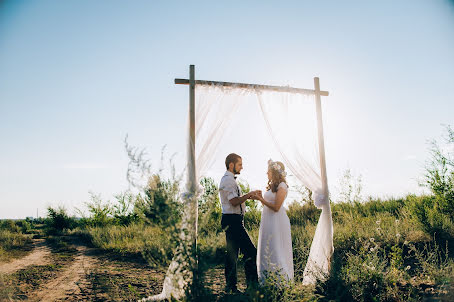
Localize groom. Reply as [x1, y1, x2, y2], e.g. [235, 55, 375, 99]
[219, 153, 259, 293]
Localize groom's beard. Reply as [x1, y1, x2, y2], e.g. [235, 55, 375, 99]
[233, 167, 240, 175]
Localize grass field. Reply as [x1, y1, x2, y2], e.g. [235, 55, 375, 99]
[1, 191, 453, 301]
[1, 127, 452, 301]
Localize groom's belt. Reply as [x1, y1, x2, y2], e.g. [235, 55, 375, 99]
[222, 213, 243, 216]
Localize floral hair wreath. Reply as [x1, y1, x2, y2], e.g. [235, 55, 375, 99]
[268, 159, 287, 177]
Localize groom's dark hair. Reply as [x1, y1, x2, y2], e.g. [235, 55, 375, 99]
[225, 153, 241, 170]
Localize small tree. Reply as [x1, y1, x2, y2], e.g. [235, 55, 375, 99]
[136, 174, 182, 228]
[424, 125, 454, 214]
[46, 206, 74, 232]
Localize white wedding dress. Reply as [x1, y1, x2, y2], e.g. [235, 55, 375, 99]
[257, 182, 294, 285]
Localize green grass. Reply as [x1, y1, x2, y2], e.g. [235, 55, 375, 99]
[0, 223, 34, 262]
[2, 189, 453, 301]
[66, 194, 453, 301]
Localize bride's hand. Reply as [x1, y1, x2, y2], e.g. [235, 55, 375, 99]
[251, 190, 263, 202]
[251, 190, 261, 200]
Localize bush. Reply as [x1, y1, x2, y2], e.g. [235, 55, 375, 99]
[198, 177, 222, 235]
[0, 220, 21, 233]
[286, 200, 320, 227]
[414, 125, 454, 242]
[45, 206, 76, 233]
[0, 228, 32, 260]
[405, 195, 454, 242]
[112, 192, 140, 226]
[136, 174, 182, 229]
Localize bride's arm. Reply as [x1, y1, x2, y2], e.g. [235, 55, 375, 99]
[258, 188, 286, 212]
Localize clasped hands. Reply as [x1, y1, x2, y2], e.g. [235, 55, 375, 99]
[246, 190, 263, 202]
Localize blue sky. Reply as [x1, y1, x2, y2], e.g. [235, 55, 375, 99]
[1, 0, 453, 218]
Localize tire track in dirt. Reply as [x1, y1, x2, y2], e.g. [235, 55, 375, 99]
[0, 239, 52, 274]
[31, 245, 97, 302]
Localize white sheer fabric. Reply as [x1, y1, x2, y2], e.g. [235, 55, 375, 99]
[147, 82, 333, 300]
[195, 84, 333, 285]
[256, 91, 334, 285]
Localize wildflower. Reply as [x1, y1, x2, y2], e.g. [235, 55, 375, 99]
[376, 220, 381, 225]
[405, 265, 411, 271]
[369, 237, 375, 243]
[370, 247, 375, 252]
[396, 233, 401, 238]
[376, 227, 381, 232]
[404, 240, 409, 245]
[395, 219, 399, 224]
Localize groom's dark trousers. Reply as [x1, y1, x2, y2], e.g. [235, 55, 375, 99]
[221, 213, 258, 290]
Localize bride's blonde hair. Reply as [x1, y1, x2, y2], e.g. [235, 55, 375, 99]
[266, 160, 287, 193]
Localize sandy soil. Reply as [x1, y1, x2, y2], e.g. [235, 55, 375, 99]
[0, 239, 52, 274]
[31, 245, 98, 302]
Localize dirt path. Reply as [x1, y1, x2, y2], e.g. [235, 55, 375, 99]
[31, 245, 97, 302]
[0, 239, 52, 274]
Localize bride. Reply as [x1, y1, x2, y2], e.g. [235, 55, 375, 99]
[254, 159, 294, 286]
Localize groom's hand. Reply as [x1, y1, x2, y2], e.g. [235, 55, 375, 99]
[248, 190, 261, 200]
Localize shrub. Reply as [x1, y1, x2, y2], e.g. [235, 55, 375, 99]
[136, 174, 182, 229]
[286, 200, 320, 227]
[198, 177, 222, 235]
[45, 206, 76, 233]
[111, 192, 140, 226]
[0, 220, 21, 233]
[409, 125, 454, 242]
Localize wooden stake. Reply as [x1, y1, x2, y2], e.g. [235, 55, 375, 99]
[188, 64, 198, 276]
[314, 77, 329, 196]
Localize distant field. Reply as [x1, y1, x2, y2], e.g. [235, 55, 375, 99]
[0, 191, 453, 301]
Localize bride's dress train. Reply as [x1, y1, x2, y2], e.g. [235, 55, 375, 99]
[257, 182, 294, 285]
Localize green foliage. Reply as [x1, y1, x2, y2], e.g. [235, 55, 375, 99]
[0, 228, 31, 259]
[0, 220, 21, 233]
[85, 223, 174, 267]
[405, 195, 454, 242]
[404, 126, 454, 243]
[75, 192, 140, 228]
[424, 125, 454, 204]
[111, 192, 140, 226]
[136, 174, 182, 229]
[83, 193, 113, 227]
[198, 177, 222, 235]
[287, 200, 320, 227]
[45, 206, 76, 233]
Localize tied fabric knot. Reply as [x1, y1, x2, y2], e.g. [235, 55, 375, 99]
[313, 189, 329, 209]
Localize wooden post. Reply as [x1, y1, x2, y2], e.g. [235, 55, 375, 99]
[189, 65, 196, 190]
[314, 77, 329, 196]
[188, 64, 198, 277]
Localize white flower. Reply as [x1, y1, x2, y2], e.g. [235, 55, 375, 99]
[395, 219, 399, 224]
[376, 220, 381, 225]
[405, 265, 411, 271]
[369, 237, 375, 243]
[396, 233, 401, 238]
[268, 159, 287, 177]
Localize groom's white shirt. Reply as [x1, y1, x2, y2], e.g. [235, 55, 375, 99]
[219, 171, 245, 215]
